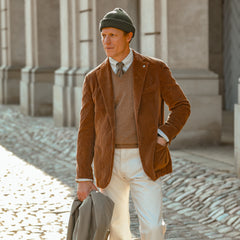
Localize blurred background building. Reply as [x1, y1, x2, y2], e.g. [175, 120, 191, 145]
[0, 0, 239, 151]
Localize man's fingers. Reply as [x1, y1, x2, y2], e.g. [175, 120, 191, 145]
[77, 191, 89, 201]
[77, 181, 98, 201]
[157, 136, 167, 146]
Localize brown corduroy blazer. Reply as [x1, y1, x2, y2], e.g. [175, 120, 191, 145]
[76, 50, 190, 188]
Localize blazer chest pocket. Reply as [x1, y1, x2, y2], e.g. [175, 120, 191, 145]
[153, 143, 170, 171]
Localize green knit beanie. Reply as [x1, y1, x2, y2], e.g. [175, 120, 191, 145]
[99, 8, 135, 37]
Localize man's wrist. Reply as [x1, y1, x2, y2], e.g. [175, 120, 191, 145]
[157, 129, 169, 142]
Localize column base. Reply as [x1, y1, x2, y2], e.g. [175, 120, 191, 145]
[53, 67, 69, 126]
[170, 69, 222, 148]
[0, 66, 21, 104]
[53, 67, 87, 127]
[20, 67, 55, 116]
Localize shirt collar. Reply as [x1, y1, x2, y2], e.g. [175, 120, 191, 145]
[109, 49, 133, 73]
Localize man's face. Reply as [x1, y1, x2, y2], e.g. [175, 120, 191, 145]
[101, 27, 133, 62]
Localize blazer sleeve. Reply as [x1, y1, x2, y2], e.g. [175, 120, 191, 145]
[76, 75, 95, 180]
[158, 63, 191, 143]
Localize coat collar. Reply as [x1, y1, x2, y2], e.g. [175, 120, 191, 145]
[96, 50, 149, 128]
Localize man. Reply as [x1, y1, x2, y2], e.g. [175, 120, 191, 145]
[76, 8, 190, 240]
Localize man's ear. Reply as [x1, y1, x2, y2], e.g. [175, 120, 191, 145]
[127, 32, 133, 43]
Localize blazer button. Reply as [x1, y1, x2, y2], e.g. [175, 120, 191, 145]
[143, 65, 145, 68]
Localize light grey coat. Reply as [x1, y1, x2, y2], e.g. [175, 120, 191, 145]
[67, 191, 114, 240]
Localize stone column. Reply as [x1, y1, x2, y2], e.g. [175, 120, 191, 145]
[141, 0, 222, 147]
[54, 0, 139, 127]
[20, 0, 60, 116]
[0, 2, 1, 70]
[0, 0, 25, 104]
[53, 0, 75, 126]
[235, 78, 240, 177]
[74, 0, 94, 127]
[168, 0, 222, 147]
[223, 0, 240, 111]
[0, 1, 2, 102]
[54, 0, 89, 127]
[140, 0, 167, 59]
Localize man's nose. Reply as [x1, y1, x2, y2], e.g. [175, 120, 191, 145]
[104, 36, 111, 44]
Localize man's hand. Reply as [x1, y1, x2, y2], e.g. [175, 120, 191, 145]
[157, 136, 167, 147]
[77, 181, 98, 201]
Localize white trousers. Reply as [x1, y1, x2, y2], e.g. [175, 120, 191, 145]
[101, 148, 166, 240]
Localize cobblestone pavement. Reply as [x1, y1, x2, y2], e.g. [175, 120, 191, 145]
[1, 105, 240, 240]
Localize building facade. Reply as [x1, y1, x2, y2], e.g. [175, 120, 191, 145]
[0, 0, 239, 152]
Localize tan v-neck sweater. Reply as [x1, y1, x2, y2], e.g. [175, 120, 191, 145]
[111, 64, 138, 148]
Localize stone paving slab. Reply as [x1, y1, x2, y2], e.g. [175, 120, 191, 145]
[0, 145, 72, 239]
[1, 105, 240, 240]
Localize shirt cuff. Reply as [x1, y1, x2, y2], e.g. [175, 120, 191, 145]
[75, 178, 93, 183]
[157, 129, 169, 142]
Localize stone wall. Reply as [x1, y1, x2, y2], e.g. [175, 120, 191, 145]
[0, 0, 227, 148]
[20, 0, 60, 116]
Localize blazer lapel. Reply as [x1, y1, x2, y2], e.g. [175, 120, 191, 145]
[96, 59, 115, 128]
[95, 52, 149, 128]
[132, 51, 149, 121]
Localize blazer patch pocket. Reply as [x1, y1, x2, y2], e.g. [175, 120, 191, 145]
[154, 143, 170, 171]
